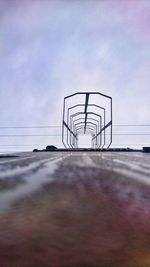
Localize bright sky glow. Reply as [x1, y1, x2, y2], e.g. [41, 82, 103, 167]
[0, 0, 150, 151]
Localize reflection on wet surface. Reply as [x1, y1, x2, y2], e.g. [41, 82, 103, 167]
[0, 176, 25, 191]
[0, 153, 65, 210]
[0, 152, 150, 267]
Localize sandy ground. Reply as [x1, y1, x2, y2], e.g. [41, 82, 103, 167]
[0, 152, 150, 267]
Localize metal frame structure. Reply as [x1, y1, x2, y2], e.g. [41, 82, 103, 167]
[74, 117, 101, 148]
[67, 104, 105, 148]
[62, 92, 112, 149]
[75, 121, 98, 148]
[70, 112, 102, 148]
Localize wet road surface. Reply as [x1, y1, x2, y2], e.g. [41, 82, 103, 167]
[0, 151, 150, 267]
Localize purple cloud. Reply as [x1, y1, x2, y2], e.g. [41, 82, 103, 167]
[0, 0, 150, 150]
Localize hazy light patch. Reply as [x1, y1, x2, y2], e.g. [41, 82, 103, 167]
[78, 134, 92, 149]
[0, 0, 150, 150]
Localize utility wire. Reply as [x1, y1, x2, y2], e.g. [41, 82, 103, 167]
[113, 124, 150, 127]
[0, 134, 150, 137]
[0, 134, 63, 137]
[0, 126, 62, 129]
[0, 124, 150, 129]
[0, 143, 149, 147]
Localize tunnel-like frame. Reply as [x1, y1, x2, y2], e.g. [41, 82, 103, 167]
[62, 92, 112, 149]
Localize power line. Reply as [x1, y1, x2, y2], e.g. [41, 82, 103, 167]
[0, 144, 48, 146]
[0, 143, 149, 147]
[112, 133, 150, 136]
[0, 134, 63, 137]
[0, 133, 150, 137]
[0, 124, 150, 129]
[0, 126, 62, 129]
[113, 124, 150, 127]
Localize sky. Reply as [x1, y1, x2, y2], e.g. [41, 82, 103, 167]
[0, 0, 150, 151]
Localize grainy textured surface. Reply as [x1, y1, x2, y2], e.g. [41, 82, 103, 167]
[0, 151, 150, 267]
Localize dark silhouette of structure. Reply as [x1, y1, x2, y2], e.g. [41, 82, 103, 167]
[31, 91, 150, 152]
[62, 92, 112, 149]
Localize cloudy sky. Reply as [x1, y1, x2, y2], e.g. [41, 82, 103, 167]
[0, 0, 150, 151]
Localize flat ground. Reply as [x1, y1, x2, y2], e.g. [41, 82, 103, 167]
[0, 151, 150, 267]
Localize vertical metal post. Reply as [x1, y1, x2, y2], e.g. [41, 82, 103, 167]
[62, 98, 67, 148]
[84, 93, 89, 134]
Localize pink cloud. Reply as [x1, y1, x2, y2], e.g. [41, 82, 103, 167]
[115, 0, 150, 42]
